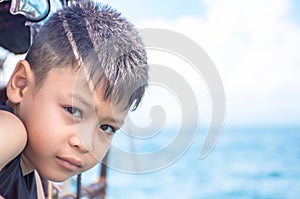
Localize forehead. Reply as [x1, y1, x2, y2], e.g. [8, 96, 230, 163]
[40, 68, 128, 120]
[72, 67, 129, 111]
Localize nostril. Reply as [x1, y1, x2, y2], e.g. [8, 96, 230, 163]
[74, 143, 88, 153]
[69, 135, 89, 153]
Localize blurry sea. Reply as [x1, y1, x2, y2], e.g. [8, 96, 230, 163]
[72, 127, 300, 199]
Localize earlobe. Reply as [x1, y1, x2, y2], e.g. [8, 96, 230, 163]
[6, 60, 35, 104]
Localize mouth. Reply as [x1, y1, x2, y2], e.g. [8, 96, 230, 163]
[56, 156, 84, 171]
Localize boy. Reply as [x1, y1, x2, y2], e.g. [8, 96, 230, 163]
[0, 1, 149, 198]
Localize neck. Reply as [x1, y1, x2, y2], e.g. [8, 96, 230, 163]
[20, 153, 34, 175]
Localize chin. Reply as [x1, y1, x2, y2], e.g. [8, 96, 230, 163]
[38, 170, 77, 182]
[47, 173, 77, 182]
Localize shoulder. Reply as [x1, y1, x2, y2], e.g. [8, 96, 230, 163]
[0, 110, 27, 171]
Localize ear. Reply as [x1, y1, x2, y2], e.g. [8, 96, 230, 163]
[6, 60, 35, 104]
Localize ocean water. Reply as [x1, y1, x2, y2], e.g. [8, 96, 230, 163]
[78, 127, 300, 199]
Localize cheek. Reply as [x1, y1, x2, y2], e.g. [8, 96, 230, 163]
[90, 137, 111, 162]
[82, 154, 99, 172]
[24, 99, 67, 149]
[75, 120, 112, 161]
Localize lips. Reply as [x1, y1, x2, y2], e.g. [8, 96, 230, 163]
[56, 156, 84, 171]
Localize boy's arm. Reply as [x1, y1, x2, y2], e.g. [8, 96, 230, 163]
[0, 110, 27, 171]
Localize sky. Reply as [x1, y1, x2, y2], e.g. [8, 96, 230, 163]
[1, 0, 300, 128]
[98, 0, 300, 128]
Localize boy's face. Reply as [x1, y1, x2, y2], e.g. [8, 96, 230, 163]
[17, 66, 127, 182]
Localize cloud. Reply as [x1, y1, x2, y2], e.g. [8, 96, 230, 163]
[133, 0, 300, 126]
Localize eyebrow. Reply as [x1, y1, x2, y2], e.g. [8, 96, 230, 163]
[101, 117, 124, 127]
[68, 93, 92, 108]
[68, 93, 125, 126]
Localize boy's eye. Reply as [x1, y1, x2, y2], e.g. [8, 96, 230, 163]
[100, 124, 116, 135]
[65, 107, 82, 118]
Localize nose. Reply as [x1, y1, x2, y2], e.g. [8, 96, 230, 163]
[69, 133, 89, 153]
[70, 122, 95, 153]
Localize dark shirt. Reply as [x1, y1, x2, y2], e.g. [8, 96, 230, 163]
[0, 102, 37, 199]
